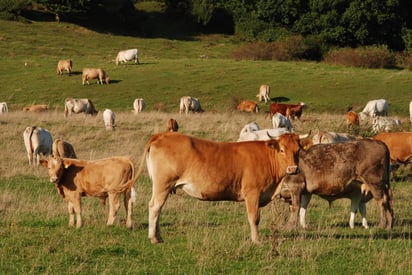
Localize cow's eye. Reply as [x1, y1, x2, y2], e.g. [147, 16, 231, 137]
[280, 148, 285, 154]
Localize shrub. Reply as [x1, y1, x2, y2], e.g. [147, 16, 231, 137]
[323, 45, 396, 69]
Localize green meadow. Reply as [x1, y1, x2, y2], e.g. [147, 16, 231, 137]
[0, 13, 411, 274]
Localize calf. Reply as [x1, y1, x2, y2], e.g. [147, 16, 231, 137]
[133, 98, 145, 114]
[52, 138, 77, 158]
[103, 109, 116, 130]
[236, 100, 258, 113]
[23, 104, 48, 112]
[167, 118, 179, 132]
[256, 84, 270, 103]
[346, 110, 359, 128]
[40, 156, 137, 228]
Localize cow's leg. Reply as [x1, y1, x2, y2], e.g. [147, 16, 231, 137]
[73, 195, 82, 228]
[299, 193, 312, 228]
[107, 193, 121, 226]
[67, 202, 76, 227]
[244, 195, 261, 244]
[377, 191, 394, 230]
[124, 187, 136, 229]
[286, 191, 301, 229]
[359, 202, 369, 229]
[148, 187, 170, 244]
[349, 192, 362, 229]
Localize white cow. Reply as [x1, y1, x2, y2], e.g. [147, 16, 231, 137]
[103, 109, 116, 130]
[179, 96, 204, 115]
[116, 49, 139, 65]
[409, 101, 412, 123]
[0, 102, 8, 114]
[372, 116, 401, 132]
[272, 112, 292, 131]
[237, 122, 290, 142]
[359, 99, 389, 120]
[23, 126, 53, 165]
[256, 84, 270, 103]
[312, 130, 357, 144]
[64, 98, 98, 117]
[133, 98, 145, 114]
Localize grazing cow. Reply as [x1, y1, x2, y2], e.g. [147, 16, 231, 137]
[167, 118, 179, 132]
[276, 139, 393, 230]
[372, 116, 401, 132]
[373, 132, 412, 165]
[115, 48, 139, 65]
[0, 102, 8, 113]
[346, 110, 359, 128]
[236, 100, 259, 113]
[133, 98, 145, 114]
[22, 104, 48, 112]
[272, 112, 292, 131]
[269, 102, 305, 119]
[64, 98, 98, 117]
[103, 109, 116, 130]
[82, 68, 109, 85]
[136, 132, 307, 244]
[256, 84, 270, 103]
[52, 138, 77, 158]
[359, 99, 388, 119]
[312, 130, 357, 145]
[179, 96, 204, 115]
[237, 121, 290, 142]
[40, 156, 137, 228]
[23, 126, 53, 166]
[56, 59, 72, 75]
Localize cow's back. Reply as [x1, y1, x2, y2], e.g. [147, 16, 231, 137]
[373, 132, 412, 163]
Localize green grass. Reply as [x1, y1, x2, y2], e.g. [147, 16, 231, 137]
[0, 17, 411, 274]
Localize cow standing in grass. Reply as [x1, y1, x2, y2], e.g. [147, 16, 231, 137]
[116, 49, 139, 65]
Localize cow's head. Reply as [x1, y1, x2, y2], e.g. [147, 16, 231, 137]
[266, 133, 309, 176]
[40, 156, 72, 183]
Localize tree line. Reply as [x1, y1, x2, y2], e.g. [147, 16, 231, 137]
[2, 0, 412, 52]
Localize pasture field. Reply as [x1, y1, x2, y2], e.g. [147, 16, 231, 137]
[0, 17, 411, 274]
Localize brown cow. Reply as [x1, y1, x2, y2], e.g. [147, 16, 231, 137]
[82, 68, 110, 85]
[166, 118, 179, 132]
[136, 132, 308, 244]
[23, 104, 49, 112]
[276, 139, 393, 230]
[270, 102, 305, 119]
[52, 138, 77, 158]
[346, 110, 359, 128]
[236, 100, 259, 113]
[56, 59, 72, 75]
[40, 156, 137, 228]
[373, 132, 412, 165]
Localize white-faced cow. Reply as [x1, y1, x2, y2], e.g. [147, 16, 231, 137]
[236, 100, 259, 113]
[52, 138, 77, 159]
[64, 98, 98, 117]
[276, 139, 393, 230]
[82, 68, 109, 85]
[0, 102, 8, 113]
[23, 126, 53, 165]
[359, 99, 388, 120]
[372, 116, 401, 133]
[312, 130, 357, 145]
[256, 84, 270, 103]
[133, 98, 145, 114]
[136, 132, 308, 244]
[272, 112, 293, 132]
[40, 156, 138, 228]
[103, 109, 116, 130]
[166, 118, 179, 132]
[179, 96, 204, 115]
[116, 49, 139, 65]
[56, 59, 72, 75]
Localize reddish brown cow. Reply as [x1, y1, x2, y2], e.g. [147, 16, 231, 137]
[40, 156, 137, 228]
[52, 138, 77, 158]
[236, 100, 259, 113]
[136, 132, 308, 244]
[270, 102, 305, 119]
[23, 104, 49, 112]
[277, 139, 393, 230]
[373, 132, 412, 165]
[346, 111, 359, 128]
[166, 118, 179, 132]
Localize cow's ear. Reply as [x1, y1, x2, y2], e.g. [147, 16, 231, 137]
[39, 159, 48, 167]
[63, 160, 72, 169]
[265, 140, 279, 150]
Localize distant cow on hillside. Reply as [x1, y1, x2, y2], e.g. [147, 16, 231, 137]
[236, 100, 258, 113]
[116, 49, 139, 65]
[256, 84, 270, 103]
[179, 96, 204, 115]
[82, 68, 109, 85]
[56, 59, 72, 75]
[64, 98, 98, 117]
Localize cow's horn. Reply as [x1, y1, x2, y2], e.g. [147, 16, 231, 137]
[299, 133, 310, 139]
[267, 131, 280, 140]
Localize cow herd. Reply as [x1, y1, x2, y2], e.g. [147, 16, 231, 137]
[2, 56, 412, 245]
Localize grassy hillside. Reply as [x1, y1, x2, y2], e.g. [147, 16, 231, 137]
[0, 17, 411, 274]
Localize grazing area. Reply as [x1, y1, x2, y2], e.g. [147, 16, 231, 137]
[0, 17, 411, 274]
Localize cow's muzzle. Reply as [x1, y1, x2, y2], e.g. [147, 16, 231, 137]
[50, 176, 58, 183]
[286, 165, 299, 175]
